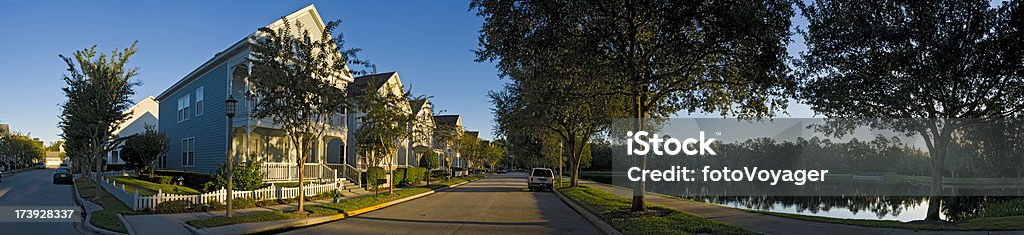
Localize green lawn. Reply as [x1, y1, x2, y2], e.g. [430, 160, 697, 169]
[187, 175, 482, 228]
[559, 186, 754, 235]
[76, 177, 131, 233]
[272, 182, 301, 188]
[109, 176, 200, 195]
[187, 211, 305, 228]
[315, 187, 432, 213]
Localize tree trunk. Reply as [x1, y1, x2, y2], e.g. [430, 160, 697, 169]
[388, 162, 394, 194]
[926, 134, 949, 221]
[94, 144, 103, 181]
[297, 148, 306, 214]
[631, 95, 646, 212]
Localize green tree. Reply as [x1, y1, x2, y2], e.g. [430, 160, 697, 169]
[0, 133, 46, 167]
[473, 0, 796, 210]
[46, 140, 64, 152]
[483, 141, 507, 172]
[798, 0, 1023, 221]
[58, 42, 140, 181]
[432, 122, 462, 181]
[353, 83, 412, 194]
[459, 134, 483, 170]
[248, 18, 366, 213]
[419, 150, 440, 185]
[120, 125, 169, 177]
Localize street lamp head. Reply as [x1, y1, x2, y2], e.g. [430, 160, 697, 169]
[225, 95, 238, 118]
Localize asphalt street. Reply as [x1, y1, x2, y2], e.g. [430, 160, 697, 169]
[282, 172, 601, 235]
[0, 168, 84, 234]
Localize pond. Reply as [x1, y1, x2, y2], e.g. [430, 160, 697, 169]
[580, 172, 1021, 222]
[692, 196, 936, 222]
[689, 195, 1024, 222]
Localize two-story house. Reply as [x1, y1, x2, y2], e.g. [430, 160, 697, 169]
[432, 115, 466, 172]
[346, 72, 412, 170]
[407, 98, 436, 167]
[156, 5, 351, 183]
[107, 96, 160, 169]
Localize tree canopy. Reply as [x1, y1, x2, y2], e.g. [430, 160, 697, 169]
[798, 0, 1023, 221]
[58, 41, 140, 179]
[473, 0, 797, 210]
[248, 18, 366, 213]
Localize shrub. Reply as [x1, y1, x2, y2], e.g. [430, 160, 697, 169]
[156, 200, 197, 214]
[431, 169, 449, 178]
[365, 166, 386, 192]
[256, 200, 277, 207]
[406, 167, 426, 185]
[137, 175, 174, 185]
[155, 170, 215, 192]
[232, 197, 257, 209]
[212, 158, 266, 191]
[393, 167, 408, 186]
[205, 200, 225, 211]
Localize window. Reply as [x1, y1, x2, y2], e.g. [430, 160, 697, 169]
[111, 150, 119, 164]
[181, 138, 195, 166]
[195, 87, 204, 116]
[177, 95, 190, 122]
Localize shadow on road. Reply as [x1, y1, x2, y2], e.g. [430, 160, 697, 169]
[354, 216, 550, 226]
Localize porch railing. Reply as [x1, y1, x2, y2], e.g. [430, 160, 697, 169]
[326, 163, 361, 188]
[262, 162, 339, 182]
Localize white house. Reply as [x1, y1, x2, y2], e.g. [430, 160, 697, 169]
[107, 96, 159, 169]
[347, 72, 412, 170]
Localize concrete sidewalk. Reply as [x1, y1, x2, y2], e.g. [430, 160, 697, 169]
[580, 181, 1024, 235]
[123, 190, 372, 235]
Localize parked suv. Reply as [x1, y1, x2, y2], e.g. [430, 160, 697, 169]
[528, 168, 554, 192]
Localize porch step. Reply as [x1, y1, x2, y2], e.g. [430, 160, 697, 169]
[339, 179, 371, 195]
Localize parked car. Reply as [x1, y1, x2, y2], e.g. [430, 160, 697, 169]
[36, 163, 46, 169]
[528, 168, 554, 192]
[53, 167, 72, 184]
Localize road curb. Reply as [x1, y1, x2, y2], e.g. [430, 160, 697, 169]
[73, 177, 130, 235]
[189, 176, 482, 235]
[553, 188, 624, 235]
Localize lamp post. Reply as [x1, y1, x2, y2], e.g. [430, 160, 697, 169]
[225, 95, 237, 218]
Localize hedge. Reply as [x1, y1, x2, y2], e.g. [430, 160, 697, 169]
[365, 166, 386, 191]
[406, 167, 426, 185]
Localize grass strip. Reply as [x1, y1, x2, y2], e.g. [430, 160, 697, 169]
[187, 175, 480, 228]
[76, 177, 131, 233]
[109, 176, 200, 195]
[559, 186, 754, 235]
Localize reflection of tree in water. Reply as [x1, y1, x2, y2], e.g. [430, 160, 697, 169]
[691, 196, 936, 220]
[693, 196, 1024, 222]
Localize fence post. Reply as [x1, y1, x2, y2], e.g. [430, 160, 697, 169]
[133, 191, 140, 211]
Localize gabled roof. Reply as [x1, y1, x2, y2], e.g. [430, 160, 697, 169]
[157, 4, 335, 101]
[433, 115, 461, 126]
[464, 131, 480, 139]
[409, 99, 429, 115]
[351, 72, 398, 96]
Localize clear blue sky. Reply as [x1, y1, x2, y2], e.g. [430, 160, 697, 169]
[0, 0, 814, 143]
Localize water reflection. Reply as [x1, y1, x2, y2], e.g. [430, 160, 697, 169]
[689, 196, 1015, 222]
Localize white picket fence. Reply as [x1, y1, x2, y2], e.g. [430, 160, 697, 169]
[97, 176, 343, 211]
